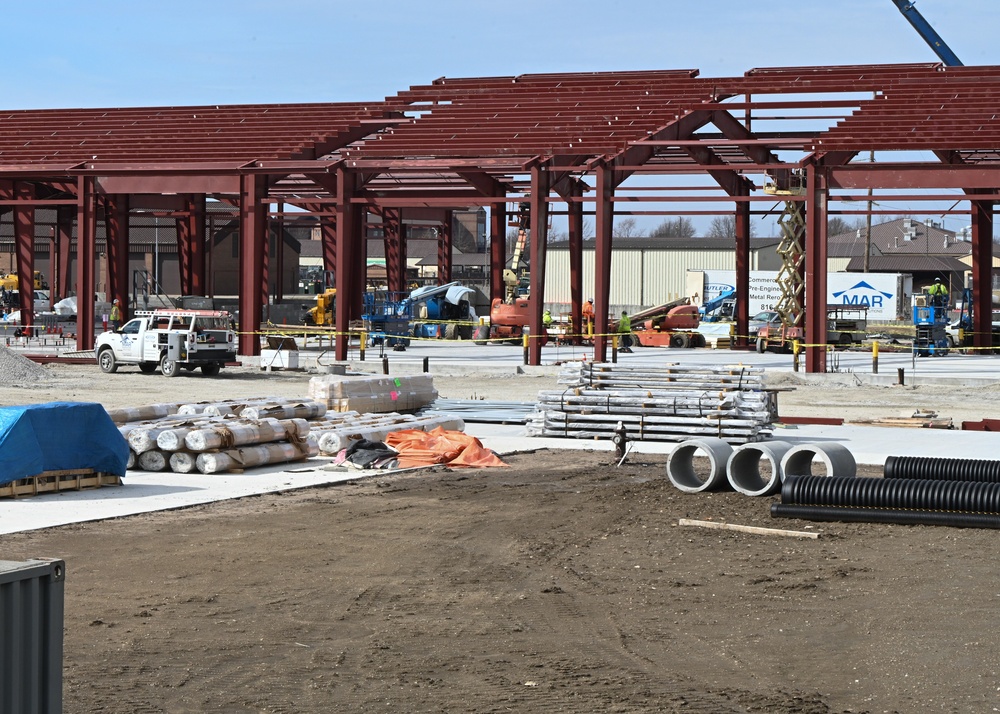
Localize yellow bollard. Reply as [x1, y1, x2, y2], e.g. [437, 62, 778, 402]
[522, 332, 529, 365]
[872, 340, 879, 374]
[792, 339, 800, 372]
[360, 331, 367, 361]
[612, 333, 619, 364]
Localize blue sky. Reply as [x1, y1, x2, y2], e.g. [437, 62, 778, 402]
[7, 0, 990, 109]
[3, 0, 993, 235]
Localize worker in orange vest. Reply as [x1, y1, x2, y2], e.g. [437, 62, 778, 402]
[582, 298, 595, 338]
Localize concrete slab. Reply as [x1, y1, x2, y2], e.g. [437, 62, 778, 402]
[1, 338, 999, 535]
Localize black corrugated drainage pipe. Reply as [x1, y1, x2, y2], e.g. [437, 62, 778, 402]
[884, 455, 1000, 482]
[782, 475, 1000, 513]
[771, 504, 1000, 529]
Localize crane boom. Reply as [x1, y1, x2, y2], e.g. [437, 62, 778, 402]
[890, 0, 963, 66]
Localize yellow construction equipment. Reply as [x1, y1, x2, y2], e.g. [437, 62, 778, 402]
[305, 288, 336, 326]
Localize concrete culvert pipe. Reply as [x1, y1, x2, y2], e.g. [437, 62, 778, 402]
[780, 442, 856, 481]
[666, 437, 734, 493]
[727, 440, 795, 496]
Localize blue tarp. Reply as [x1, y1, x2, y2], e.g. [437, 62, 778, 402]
[0, 402, 129, 484]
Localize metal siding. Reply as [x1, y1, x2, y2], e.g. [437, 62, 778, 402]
[0, 559, 64, 714]
[544, 245, 782, 309]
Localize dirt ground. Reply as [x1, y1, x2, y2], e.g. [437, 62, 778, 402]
[2, 359, 1000, 712]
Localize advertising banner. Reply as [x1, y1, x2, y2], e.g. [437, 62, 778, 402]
[694, 271, 910, 320]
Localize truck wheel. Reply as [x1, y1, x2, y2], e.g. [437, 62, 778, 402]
[692, 333, 707, 348]
[201, 363, 221, 376]
[138, 363, 156, 374]
[473, 325, 490, 345]
[756, 337, 766, 353]
[160, 355, 180, 378]
[668, 333, 685, 349]
[98, 348, 118, 374]
[444, 323, 459, 340]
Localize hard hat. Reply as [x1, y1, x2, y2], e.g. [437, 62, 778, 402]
[113, 299, 120, 304]
[934, 277, 942, 283]
[588, 298, 594, 303]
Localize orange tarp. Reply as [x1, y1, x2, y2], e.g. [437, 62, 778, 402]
[384, 427, 508, 468]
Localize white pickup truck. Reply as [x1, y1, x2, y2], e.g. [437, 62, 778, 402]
[95, 309, 237, 377]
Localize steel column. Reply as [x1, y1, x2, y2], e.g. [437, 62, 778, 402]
[971, 201, 994, 353]
[13, 183, 35, 330]
[804, 164, 829, 373]
[383, 208, 405, 294]
[273, 201, 285, 303]
[54, 206, 73, 304]
[527, 164, 550, 365]
[238, 173, 267, 357]
[489, 199, 506, 304]
[182, 194, 206, 296]
[76, 176, 97, 350]
[734, 191, 750, 349]
[593, 165, 614, 362]
[105, 194, 129, 315]
[320, 215, 336, 277]
[334, 168, 359, 361]
[567, 183, 584, 344]
[438, 210, 453, 284]
[260, 209, 270, 315]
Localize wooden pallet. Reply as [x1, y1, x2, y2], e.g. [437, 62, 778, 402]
[0, 470, 122, 499]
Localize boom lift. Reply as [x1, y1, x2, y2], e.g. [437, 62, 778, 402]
[502, 202, 531, 301]
[889, 0, 963, 66]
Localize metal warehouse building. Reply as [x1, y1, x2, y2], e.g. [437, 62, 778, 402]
[543, 237, 781, 311]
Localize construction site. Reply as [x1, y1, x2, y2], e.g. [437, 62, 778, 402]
[5, 1, 1000, 712]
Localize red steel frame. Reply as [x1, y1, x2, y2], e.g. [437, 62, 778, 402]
[0, 63, 995, 371]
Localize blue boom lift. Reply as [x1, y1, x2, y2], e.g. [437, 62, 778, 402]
[889, 1, 963, 66]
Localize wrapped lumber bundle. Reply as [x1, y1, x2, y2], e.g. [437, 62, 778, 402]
[106, 402, 183, 424]
[240, 400, 327, 420]
[128, 417, 219, 454]
[308, 374, 437, 414]
[137, 449, 169, 472]
[195, 435, 319, 474]
[528, 362, 773, 444]
[314, 413, 466, 455]
[176, 397, 301, 417]
[175, 418, 311, 452]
